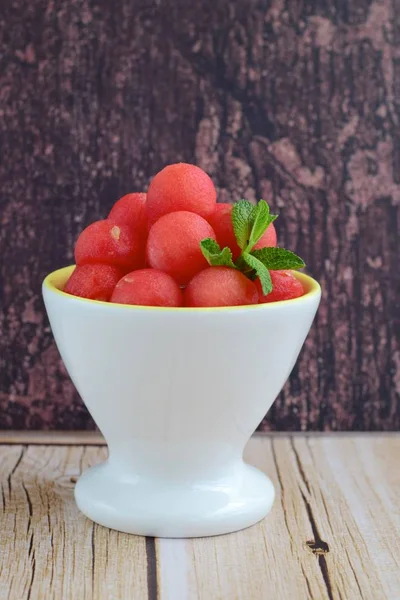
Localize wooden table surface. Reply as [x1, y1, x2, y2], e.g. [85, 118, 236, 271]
[0, 433, 398, 600]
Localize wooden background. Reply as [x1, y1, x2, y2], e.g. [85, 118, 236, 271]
[0, 0, 399, 431]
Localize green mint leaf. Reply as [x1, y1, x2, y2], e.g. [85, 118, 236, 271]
[251, 247, 306, 270]
[242, 252, 272, 295]
[232, 199, 278, 254]
[200, 238, 236, 268]
[232, 200, 254, 250]
[247, 200, 277, 249]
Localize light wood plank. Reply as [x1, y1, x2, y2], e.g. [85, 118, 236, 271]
[0, 445, 148, 600]
[157, 435, 400, 600]
[317, 435, 400, 600]
[160, 437, 327, 600]
[0, 430, 396, 446]
[0, 431, 105, 445]
[0, 435, 398, 599]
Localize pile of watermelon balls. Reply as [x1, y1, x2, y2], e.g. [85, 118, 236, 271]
[65, 163, 307, 307]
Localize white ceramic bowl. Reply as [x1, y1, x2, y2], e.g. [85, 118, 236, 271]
[43, 266, 321, 537]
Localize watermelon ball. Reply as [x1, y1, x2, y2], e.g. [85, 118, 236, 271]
[184, 267, 259, 307]
[64, 264, 123, 301]
[75, 220, 146, 271]
[210, 202, 232, 215]
[108, 192, 147, 237]
[257, 270, 305, 303]
[146, 211, 217, 286]
[208, 203, 277, 261]
[147, 163, 217, 227]
[207, 204, 238, 258]
[254, 222, 277, 250]
[111, 269, 182, 307]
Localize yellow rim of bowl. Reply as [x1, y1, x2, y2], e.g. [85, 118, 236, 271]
[43, 265, 321, 312]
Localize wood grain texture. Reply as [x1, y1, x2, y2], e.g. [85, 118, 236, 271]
[0, 435, 399, 599]
[0, 0, 399, 430]
[0, 444, 149, 600]
[0, 430, 104, 445]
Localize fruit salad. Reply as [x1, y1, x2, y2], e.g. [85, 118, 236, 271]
[64, 163, 306, 307]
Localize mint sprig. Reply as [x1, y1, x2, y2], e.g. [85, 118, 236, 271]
[200, 199, 306, 298]
[232, 199, 277, 253]
[200, 238, 236, 268]
[245, 247, 305, 294]
[251, 247, 305, 271]
[247, 200, 277, 249]
[231, 200, 254, 250]
[242, 252, 272, 295]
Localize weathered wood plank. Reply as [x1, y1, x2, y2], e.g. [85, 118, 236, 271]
[0, 431, 105, 445]
[317, 436, 400, 599]
[2, 430, 397, 445]
[157, 435, 400, 600]
[1, 435, 398, 599]
[0, 445, 148, 600]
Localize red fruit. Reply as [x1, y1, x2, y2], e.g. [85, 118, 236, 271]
[208, 204, 239, 259]
[75, 220, 145, 271]
[147, 163, 217, 227]
[146, 211, 216, 286]
[210, 202, 232, 216]
[254, 222, 277, 250]
[184, 267, 258, 307]
[208, 204, 277, 260]
[108, 192, 147, 237]
[111, 269, 182, 307]
[257, 270, 304, 303]
[64, 264, 123, 301]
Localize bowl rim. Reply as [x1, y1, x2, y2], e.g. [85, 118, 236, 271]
[43, 265, 321, 312]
